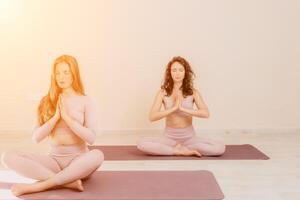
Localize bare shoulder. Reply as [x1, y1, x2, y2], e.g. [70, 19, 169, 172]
[157, 89, 166, 98]
[82, 95, 97, 107]
[192, 88, 207, 101]
[192, 88, 201, 97]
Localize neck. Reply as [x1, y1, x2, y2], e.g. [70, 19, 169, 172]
[62, 87, 77, 96]
[173, 82, 182, 91]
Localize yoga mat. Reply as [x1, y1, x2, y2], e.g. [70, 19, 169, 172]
[88, 144, 269, 160]
[21, 170, 224, 200]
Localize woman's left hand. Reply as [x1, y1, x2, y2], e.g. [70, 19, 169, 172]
[59, 94, 73, 124]
[178, 93, 184, 111]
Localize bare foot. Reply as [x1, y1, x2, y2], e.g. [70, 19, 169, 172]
[63, 180, 84, 191]
[42, 179, 84, 191]
[174, 143, 202, 157]
[11, 179, 84, 196]
[11, 183, 39, 196]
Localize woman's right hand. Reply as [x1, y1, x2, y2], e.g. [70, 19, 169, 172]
[172, 94, 181, 112]
[53, 95, 61, 121]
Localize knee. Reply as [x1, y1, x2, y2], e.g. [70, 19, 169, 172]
[89, 149, 104, 167]
[136, 140, 146, 151]
[136, 138, 152, 151]
[215, 143, 226, 156]
[1, 150, 19, 167]
[0, 152, 6, 166]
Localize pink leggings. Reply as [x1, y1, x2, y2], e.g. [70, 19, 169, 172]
[1, 144, 104, 185]
[137, 125, 225, 156]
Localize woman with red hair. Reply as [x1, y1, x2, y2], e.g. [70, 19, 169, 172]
[1, 55, 104, 196]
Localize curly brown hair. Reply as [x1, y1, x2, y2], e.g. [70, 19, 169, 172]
[161, 56, 195, 97]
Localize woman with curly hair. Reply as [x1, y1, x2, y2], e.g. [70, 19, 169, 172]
[137, 56, 225, 157]
[1, 55, 104, 196]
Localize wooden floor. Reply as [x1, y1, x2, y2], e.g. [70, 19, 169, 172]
[0, 130, 300, 200]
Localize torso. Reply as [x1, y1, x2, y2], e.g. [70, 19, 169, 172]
[49, 95, 87, 146]
[163, 92, 194, 128]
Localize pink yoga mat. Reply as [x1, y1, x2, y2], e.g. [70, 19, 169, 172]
[20, 170, 224, 200]
[88, 144, 269, 160]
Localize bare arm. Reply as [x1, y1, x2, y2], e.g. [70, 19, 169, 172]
[32, 101, 60, 143]
[149, 90, 178, 122]
[179, 89, 210, 118]
[32, 115, 59, 143]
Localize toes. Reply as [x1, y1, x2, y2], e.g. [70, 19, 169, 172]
[78, 181, 84, 192]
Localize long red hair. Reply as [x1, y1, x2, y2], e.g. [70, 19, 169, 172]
[37, 55, 85, 125]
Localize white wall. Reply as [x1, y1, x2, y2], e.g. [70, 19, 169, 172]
[0, 0, 299, 131]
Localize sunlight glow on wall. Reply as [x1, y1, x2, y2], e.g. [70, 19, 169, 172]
[0, 0, 21, 22]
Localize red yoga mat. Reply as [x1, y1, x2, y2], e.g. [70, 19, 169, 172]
[20, 170, 224, 200]
[88, 144, 269, 160]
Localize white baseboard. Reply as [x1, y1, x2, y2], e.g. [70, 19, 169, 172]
[1, 128, 299, 135]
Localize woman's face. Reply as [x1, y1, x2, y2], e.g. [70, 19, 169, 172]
[55, 62, 73, 89]
[170, 62, 185, 83]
